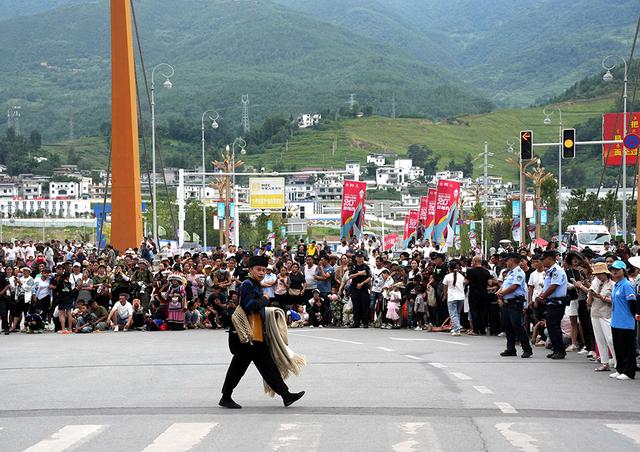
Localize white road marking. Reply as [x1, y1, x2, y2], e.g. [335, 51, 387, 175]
[24, 425, 105, 452]
[269, 423, 321, 451]
[451, 372, 472, 380]
[142, 423, 217, 452]
[390, 337, 470, 346]
[606, 424, 640, 445]
[405, 354, 423, 360]
[288, 333, 363, 345]
[495, 423, 539, 452]
[495, 402, 518, 414]
[392, 422, 442, 452]
[377, 346, 395, 352]
[428, 362, 447, 368]
[473, 385, 494, 394]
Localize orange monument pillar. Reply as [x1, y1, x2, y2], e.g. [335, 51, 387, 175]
[110, 0, 143, 251]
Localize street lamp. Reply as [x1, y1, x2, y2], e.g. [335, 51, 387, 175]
[201, 109, 220, 250]
[150, 62, 174, 248]
[231, 137, 246, 246]
[602, 55, 629, 242]
[543, 107, 563, 246]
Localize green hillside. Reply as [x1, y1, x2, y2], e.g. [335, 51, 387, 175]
[0, 0, 491, 141]
[276, 0, 638, 106]
[242, 96, 617, 182]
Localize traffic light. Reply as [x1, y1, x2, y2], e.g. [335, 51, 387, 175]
[562, 128, 576, 159]
[520, 130, 533, 160]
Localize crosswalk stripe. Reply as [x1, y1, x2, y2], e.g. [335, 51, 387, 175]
[428, 362, 447, 368]
[495, 423, 539, 452]
[377, 346, 395, 352]
[405, 354, 423, 360]
[142, 423, 217, 452]
[451, 372, 472, 380]
[392, 422, 442, 452]
[495, 402, 518, 414]
[23, 425, 104, 452]
[605, 424, 640, 445]
[269, 423, 321, 451]
[473, 385, 494, 394]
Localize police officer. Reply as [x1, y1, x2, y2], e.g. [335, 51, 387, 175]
[496, 253, 532, 358]
[537, 250, 568, 359]
[349, 251, 372, 328]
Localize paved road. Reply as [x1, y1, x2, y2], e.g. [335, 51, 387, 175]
[0, 328, 639, 451]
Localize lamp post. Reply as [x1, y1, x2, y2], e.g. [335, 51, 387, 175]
[150, 63, 174, 248]
[602, 55, 629, 242]
[231, 137, 246, 246]
[201, 109, 219, 250]
[543, 107, 563, 245]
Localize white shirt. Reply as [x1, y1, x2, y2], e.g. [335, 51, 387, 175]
[34, 277, 52, 300]
[336, 245, 349, 256]
[528, 270, 545, 302]
[304, 264, 318, 290]
[111, 301, 133, 319]
[262, 273, 276, 298]
[443, 272, 465, 302]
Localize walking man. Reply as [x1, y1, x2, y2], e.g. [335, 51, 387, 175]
[220, 255, 305, 409]
[537, 250, 569, 359]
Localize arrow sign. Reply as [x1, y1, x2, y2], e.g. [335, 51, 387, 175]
[624, 133, 640, 150]
[522, 131, 531, 141]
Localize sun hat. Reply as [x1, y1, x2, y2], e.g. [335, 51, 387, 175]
[591, 262, 610, 275]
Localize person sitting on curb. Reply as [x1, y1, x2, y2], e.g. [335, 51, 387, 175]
[106, 293, 133, 332]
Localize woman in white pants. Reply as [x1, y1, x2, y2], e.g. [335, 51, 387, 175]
[579, 262, 615, 371]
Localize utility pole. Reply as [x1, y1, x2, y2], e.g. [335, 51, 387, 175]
[349, 93, 356, 111]
[213, 145, 243, 248]
[7, 106, 21, 135]
[525, 162, 554, 239]
[391, 94, 396, 119]
[507, 157, 538, 248]
[241, 94, 250, 134]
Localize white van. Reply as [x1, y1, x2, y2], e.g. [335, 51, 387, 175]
[563, 222, 611, 253]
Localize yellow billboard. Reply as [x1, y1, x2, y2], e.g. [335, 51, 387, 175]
[249, 177, 285, 209]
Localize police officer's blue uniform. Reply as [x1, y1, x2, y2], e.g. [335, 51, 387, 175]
[499, 256, 532, 357]
[541, 262, 568, 357]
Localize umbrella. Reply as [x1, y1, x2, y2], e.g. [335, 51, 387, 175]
[534, 238, 548, 247]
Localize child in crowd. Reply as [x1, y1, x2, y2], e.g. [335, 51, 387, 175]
[25, 308, 44, 333]
[288, 304, 305, 328]
[329, 287, 343, 327]
[414, 285, 427, 330]
[386, 290, 401, 328]
[405, 294, 415, 329]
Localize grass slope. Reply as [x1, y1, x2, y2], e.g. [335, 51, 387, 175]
[243, 96, 616, 180]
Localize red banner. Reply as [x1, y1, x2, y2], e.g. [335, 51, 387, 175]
[433, 179, 461, 246]
[418, 195, 428, 222]
[425, 188, 437, 239]
[340, 181, 367, 239]
[383, 233, 399, 251]
[403, 210, 420, 240]
[603, 112, 640, 166]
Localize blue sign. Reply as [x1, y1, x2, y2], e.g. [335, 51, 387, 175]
[267, 220, 273, 232]
[217, 202, 235, 219]
[512, 200, 520, 217]
[281, 225, 287, 238]
[541, 209, 548, 225]
[624, 133, 640, 150]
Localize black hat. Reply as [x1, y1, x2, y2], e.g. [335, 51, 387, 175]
[355, 251, 365, 257]
[542, 250, 559, 259]
[505, 253, 522, 261]
[248, 255, 269, 268]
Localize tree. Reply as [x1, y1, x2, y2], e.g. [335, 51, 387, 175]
[470, 202, 485, 221]
[407, 144, 438, 175]
[29, 130, 42, 148]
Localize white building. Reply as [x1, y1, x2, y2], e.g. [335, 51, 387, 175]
[0, 198, 92, 218]
[366, 154, 387, 166]
[297, 114, 321, 129]
[50, 181, 79, 198]
[0, 182, 17, 197]
[345, 162, 361, 181]
[375, 159, 424, 189]
[432, 170, 464, 184]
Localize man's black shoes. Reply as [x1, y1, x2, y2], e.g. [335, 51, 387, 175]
[521, 350, 533, 358]
[550, 353, 566, 360]
[500, 350, 517, 357]
[283, 391, 305, 407]
[219, 396, 242, 409]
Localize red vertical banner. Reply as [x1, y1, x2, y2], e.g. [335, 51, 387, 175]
[425, 188, 437, 240]
[433, 179, 461, 246]
[603, 112, 640, 166]
[403, 210, 420, 241]
[340, 181, 367, 240]
[418, 195, 428, 222]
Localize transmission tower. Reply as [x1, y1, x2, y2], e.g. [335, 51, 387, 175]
[7, 106, 21, 135]
[241, 94, 250, 133]
[391, 94, 396, 119]
[69, 115, 75, 141]
[349, 93, 356, 111]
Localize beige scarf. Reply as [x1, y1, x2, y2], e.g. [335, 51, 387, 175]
[263, 307, 306, 397]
